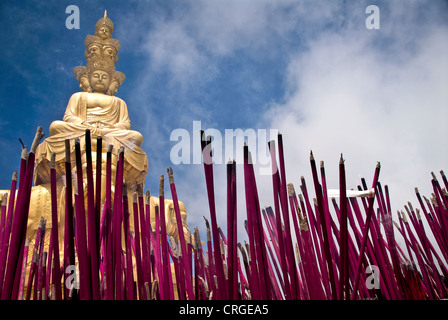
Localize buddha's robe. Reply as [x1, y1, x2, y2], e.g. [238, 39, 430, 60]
[34, 92, 148, 189]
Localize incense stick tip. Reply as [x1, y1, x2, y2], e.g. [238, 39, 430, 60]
[1, 193, 7, 205]
[402, 210, 408, 222]
[20, 145, 27, 159]
[287, 183, 296, 197]
[159, 174, 164, 196]
[30, 126, 45, 154]
[50, 152, 56, 169]
[167, 167, 174, 184]
[18, 137, 26, 149]
[136, 183, 143, 196]
[416, 208, 421, 221]
[203, 216, 210, 228]
[64, 139, 71, 162]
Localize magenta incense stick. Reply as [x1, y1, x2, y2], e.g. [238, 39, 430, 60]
[167, 167, 195, 299]
[49, 153, 62, 300]
[2, 127, 44, 300]
[199, 132, 228, 298]
[132, 192, 144, 299]
[74, 137, 92, 300]
[158, 175, 171, 300]
[63, 139, 76, 300]
[85, 130, 100, 299]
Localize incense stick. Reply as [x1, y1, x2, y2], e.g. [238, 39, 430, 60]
[49, 153, 62, 300]
[74, 137, 92, 300]
[2, 127, 44, 300]
[63, 139, 76, 300]
[0, 126, 446, 300]
[199, 132, 228, 298]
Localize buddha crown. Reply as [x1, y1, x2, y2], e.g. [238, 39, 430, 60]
[95, 10, 114, 33]
[73, 10, 125, 95]
[86, 55, 116, 76]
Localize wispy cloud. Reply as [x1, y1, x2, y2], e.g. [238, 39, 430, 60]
[115, 0, 308, 201]
[264, 3, 448, 216]
[112, 1, 448, 241]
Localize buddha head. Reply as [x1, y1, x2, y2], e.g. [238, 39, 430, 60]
[87, 56, 115, 93]
[106, 71, 125, 95]
[73, 66, 91, 92]
[74, 12, 125, 95]
[95, 11, 114, 40]
[84, 35, 103, 59]
[87, 44, 101, 58]
[96, 26, 112, 40]
[89, 69, 111, 94]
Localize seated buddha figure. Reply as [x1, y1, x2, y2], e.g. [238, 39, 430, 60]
[19, 13, 191, 290]
[34, 59, 148, 191]
[35, 11, 148, 191]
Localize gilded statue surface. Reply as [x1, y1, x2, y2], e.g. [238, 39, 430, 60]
[35, 11, 148, 190]
[0, 12, 191, 269]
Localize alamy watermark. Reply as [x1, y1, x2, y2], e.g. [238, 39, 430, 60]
[365, 265, 380, 290]
[66, 5, 380, 31]
[65, 5, 80, 30]
[65, 265, 80, 290]
[365, 5, 380, 30]
[65, 262, 381, 291]
[170, 121, 278, 175]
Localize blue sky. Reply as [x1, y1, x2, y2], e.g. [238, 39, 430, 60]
[0, 1, 447, 243]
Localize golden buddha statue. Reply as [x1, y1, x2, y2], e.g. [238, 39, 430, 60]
[35, 10, 147, 191]
[9, 12, 191, 273]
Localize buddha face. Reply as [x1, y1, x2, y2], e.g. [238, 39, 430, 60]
[79, 76, 91, 92]
[87, 44, 101, 58]
[96, 26, 112, 40]
[103, 46, 117, 61]
[90, 70, 111, 93]
[107, 80, 119, 96]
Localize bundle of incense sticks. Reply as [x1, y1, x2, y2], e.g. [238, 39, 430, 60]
[0, 127, 446, 300]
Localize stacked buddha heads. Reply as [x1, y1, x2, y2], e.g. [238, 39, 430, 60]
[73, 11, 125, 96]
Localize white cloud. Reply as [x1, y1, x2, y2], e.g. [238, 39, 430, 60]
[117, 1, 448, 251]
[144, 20, 205, 86]
[189, 0, 271, 56]
[264, 24, 448, 219]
